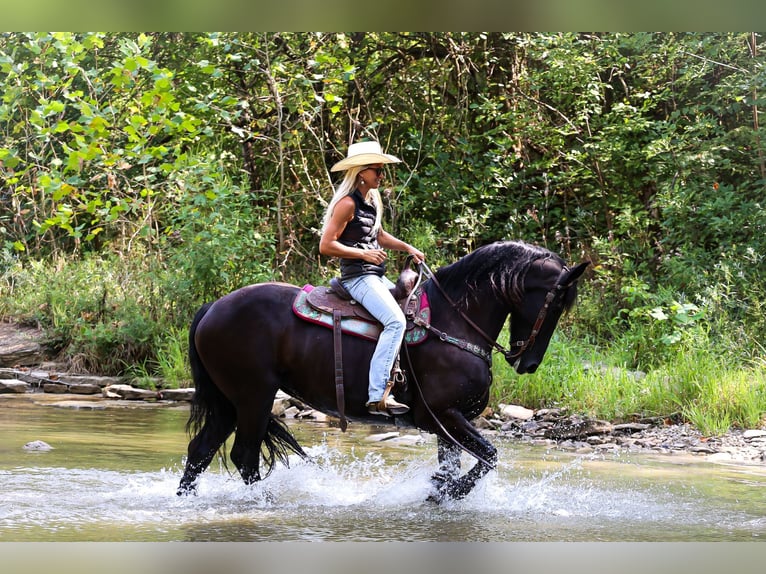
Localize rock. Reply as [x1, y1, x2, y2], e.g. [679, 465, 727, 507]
[158, 388, 195, 401]
[23, 440, 53, 451]
[707, 452, 734, 463]
[283, 406, 300, 418]
[743, 429, 766, 439]
[535, 408, 565, 420]
[498, 403, 535, 421]
[690, 444, 718, 454]
[0, 379, 30, 393]
[545, 418, 613, 440]
[0, 368, 51, 386]
[473, 416, 493, 429]
[43, 382, 68, 394]
[0, 322, 46, 367]
[520, 420, 547, 434]
[295, 408, 318, 419]
[272, 396, 292, 416]
[102, 384, 158, 401]
[57, 374, 124, 388]
[612, 423, 651, 433]
[69, 383, 102, 395]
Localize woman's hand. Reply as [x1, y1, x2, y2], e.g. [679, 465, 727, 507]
[407, 246, 425, 265]
[360, 248, 388, 265]
[376, 229, 424, 264]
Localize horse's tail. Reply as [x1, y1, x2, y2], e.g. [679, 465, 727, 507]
[185, 302, 236, 440]
[261, 416, 311, 478]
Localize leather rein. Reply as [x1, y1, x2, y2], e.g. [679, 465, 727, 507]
[417, 261, 571, 364]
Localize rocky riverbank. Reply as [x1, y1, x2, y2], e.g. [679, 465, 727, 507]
[2, 320, 765, 466]
[476, 403, 766, 465]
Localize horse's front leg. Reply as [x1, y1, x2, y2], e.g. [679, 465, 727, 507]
[428, 436, 462, 503]
[427, 409, 498, 503]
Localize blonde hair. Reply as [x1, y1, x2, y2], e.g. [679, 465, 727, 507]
[321, 166, 383, 236]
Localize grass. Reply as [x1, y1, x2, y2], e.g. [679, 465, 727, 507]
[154, 326, 192, 388]
[490, 329, 766, 436]
[0, 250, 199, 377]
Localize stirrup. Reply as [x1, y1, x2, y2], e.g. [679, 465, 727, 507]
[367, 394, 409, 416]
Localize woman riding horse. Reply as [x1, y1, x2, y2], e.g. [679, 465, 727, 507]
[319, 140, 424, 417]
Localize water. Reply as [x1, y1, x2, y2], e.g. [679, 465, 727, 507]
[1, 394, 765, 541]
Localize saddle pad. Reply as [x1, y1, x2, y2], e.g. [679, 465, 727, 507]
[292, 285, 430, 345]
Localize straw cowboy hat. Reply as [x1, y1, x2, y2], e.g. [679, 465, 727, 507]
[330, 141, 401, 172]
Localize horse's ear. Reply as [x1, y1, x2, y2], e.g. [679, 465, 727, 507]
[559, 261, 590, 287]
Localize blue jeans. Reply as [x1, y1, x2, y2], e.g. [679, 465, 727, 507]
[341, 274, 406, 403]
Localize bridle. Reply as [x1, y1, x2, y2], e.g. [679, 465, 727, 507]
[505, 266, 573, 362]
[418, 261, 572, 364]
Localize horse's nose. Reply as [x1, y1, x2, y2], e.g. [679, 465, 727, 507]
[516, 361, 539, 375]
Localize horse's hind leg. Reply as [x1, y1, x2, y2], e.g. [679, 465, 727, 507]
[177, 419, 236, 495]
[230, 401, 310, 485]
[229, 405, 272, 484]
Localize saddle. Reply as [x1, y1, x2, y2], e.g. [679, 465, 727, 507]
[306, 269, 419, 323]
[292, 267, 430, 431]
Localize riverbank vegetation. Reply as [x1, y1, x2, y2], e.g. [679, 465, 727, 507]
[1, 32, 765, 434]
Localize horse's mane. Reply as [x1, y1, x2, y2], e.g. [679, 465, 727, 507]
[432, 241, 567, 310]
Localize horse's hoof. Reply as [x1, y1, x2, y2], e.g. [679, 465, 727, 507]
[176, 483, 197, 496]
[426, 493, 444, 504]
[426, 483, 449, 504]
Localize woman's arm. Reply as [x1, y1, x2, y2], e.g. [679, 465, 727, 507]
[378, 229, 425, 263]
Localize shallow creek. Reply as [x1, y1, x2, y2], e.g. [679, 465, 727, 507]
[1, 396, 765, 541]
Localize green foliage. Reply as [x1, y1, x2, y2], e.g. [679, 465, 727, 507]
[0, 253, 160, 373]
[159, 149, 277, 302]
[0, 33, 208, 255]
[154, 326, 191, 389]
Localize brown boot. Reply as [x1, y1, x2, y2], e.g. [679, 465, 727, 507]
[366, 395, 410, 416]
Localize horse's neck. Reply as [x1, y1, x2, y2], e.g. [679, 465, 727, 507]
[430, 283, 509, 344]
[465, 296, 509, 342]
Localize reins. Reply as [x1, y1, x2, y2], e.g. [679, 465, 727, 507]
[418, 260, 572, 364]
[418, 261, 513, 363]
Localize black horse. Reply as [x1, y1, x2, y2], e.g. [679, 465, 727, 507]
[177, 240, 589, 502]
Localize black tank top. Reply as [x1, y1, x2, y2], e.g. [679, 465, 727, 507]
[338, 190, 386, 279]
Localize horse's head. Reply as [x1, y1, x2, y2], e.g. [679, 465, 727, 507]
[507, 258, 590, 374]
